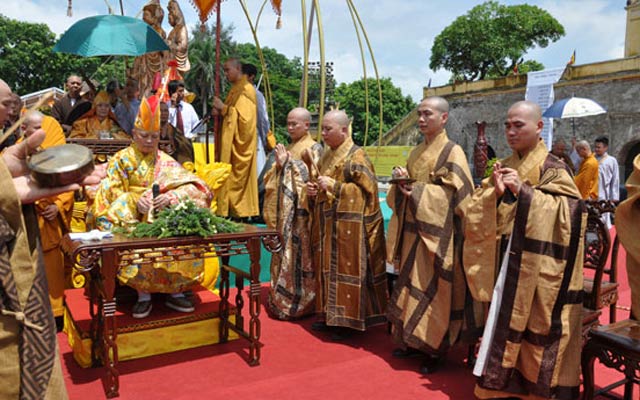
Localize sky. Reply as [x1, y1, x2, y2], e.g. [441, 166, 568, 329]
[0, 0, 628, 101]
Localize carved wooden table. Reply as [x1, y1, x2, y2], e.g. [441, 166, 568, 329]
[61, 225, 281, 398]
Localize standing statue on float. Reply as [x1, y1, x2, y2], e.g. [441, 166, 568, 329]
[132, 0, 168, 96]
[167, 0, 191, 73]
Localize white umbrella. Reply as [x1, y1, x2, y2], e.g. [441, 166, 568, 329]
[543, 97, 607, 137]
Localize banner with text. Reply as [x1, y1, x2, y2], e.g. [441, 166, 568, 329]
[364, 146, 413, 177]
[525, 67, 565, 149]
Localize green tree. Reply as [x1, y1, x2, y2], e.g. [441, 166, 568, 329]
[430, 1, 564, 81]
[0, 15, 126, 95]
[185, 23, 237, 116]
[234, 42, 303, 143]
[334, 77, 416, 146]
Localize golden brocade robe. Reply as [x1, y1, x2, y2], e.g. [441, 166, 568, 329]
[91, 145, 212, 293]
[215, 76, 259, 218]
[309, 137, 388, 331]
[386, 131, 483, 354]
[0, 161, 68, 399]
[263, 134, 323, 319]
[464, 141, 586, 400]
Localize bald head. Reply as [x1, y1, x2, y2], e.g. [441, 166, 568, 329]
[287, 107, 312, 141]
[288, 107, 312, 123]
[504, 100, 544, 155]
[21, 111, 44, 138]
[508, 100, 542, 121]
[421, 96, 449, 114]
[0, 79, 13, 125]
[324, 110, 350, 128]
[321, 110, 351, 149]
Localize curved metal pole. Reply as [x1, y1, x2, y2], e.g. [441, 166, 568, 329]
[346, 0, 369, 147]
[313, 0, 326, 142]
[347, 0, 384, 151]
[299, 0, 312, 108]
[239, 0, 276, 133]
[213, 0, 222, 163]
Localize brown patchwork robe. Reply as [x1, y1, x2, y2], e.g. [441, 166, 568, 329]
[309, 137, 388, 330]
[464, 141, 585, 400]
[386, 131, 483, 354]
[616, 154, 640, 319]
[0, 162, 68, 399]
[264, 134, 323, 319]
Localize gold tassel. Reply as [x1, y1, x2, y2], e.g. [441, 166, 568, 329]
[67, 0, 73, 17]
[276, 15, 282, 29]
[200, 22, 206, 33]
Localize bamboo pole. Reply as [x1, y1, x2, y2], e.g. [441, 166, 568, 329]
[312, 0, 325, 142]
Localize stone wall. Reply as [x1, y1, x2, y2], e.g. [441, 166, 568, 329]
[382, 57, 640, 180]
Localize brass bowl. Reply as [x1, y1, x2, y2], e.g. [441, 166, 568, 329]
[28, 144, 95, 188]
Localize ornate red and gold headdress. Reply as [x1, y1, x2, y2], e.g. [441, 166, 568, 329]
[134, 95, 161, 132]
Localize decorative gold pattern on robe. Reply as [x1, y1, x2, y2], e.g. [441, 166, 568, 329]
[264, 134, 322, 319]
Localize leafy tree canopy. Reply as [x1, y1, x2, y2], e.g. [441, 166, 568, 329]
[430, 1, 564, 81]
[334, 77, 416, 146]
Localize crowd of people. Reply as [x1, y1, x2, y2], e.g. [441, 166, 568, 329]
[0, 53, 638, 399]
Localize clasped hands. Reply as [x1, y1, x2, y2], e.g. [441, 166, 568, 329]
[137, 193, 171, 215]
[306, 176, 335, 197]
[392, 166, 413, 197]
[492, 161, 522, 198]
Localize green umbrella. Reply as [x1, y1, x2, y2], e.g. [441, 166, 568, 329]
[53, 15, 169, 57]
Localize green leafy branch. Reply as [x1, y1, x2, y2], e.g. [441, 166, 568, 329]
[116, 200, 242, 238]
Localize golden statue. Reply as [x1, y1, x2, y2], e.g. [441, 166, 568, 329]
[132, 0, 168, 96]
[167, 0, 191, 73]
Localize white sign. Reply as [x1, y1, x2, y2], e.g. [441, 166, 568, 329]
[525, 67, 566, 149]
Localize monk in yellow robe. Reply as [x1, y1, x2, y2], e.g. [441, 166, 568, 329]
[616, 154, 640, 319]
[574, 139, 599, 199]
[306, 110, 387, 338]
[90, 96, 212, 319]
[212, 58, 259, 219]
[18, 112, 74, 320]
[464, 101, 586, 400]
[263, 107, 322, 320]
[69, 91, 129, 140]
[386, 97, 483, 374]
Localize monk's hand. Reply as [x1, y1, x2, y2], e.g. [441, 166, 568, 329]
[497, 167, 521, 197]
[274, 144, 289, 169]
[153, 193, 171, 211]
[306, 181, 318, 197]
[84, 163, 107, 185]
[41, 204, 59, 221]
[317, 176, 335, 193]
[137, 196, 152, 215]
[212, 97, 224, 113]
[492, 161, 505, 197]
[2, 129, 46, 177]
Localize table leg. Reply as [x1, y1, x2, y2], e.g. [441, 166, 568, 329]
[248, 237, 262, 366]
[100, 249, 119, 398]
[581, 340, 597, 400]
[219, 255, 230, 343]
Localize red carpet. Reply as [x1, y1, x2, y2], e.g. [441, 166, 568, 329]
[60, 229, 632, 399]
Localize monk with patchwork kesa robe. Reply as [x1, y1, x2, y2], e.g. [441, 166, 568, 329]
[212, 58, 259, 219]
[386, 97, 483, 374]
[306, 110, 387, 338]
[263, 107, 322, 320]
[465, 101, 586, 400]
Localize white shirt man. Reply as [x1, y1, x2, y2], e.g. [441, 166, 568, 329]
[595, 136, 620, 228]
[167, 80, 201, 139]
